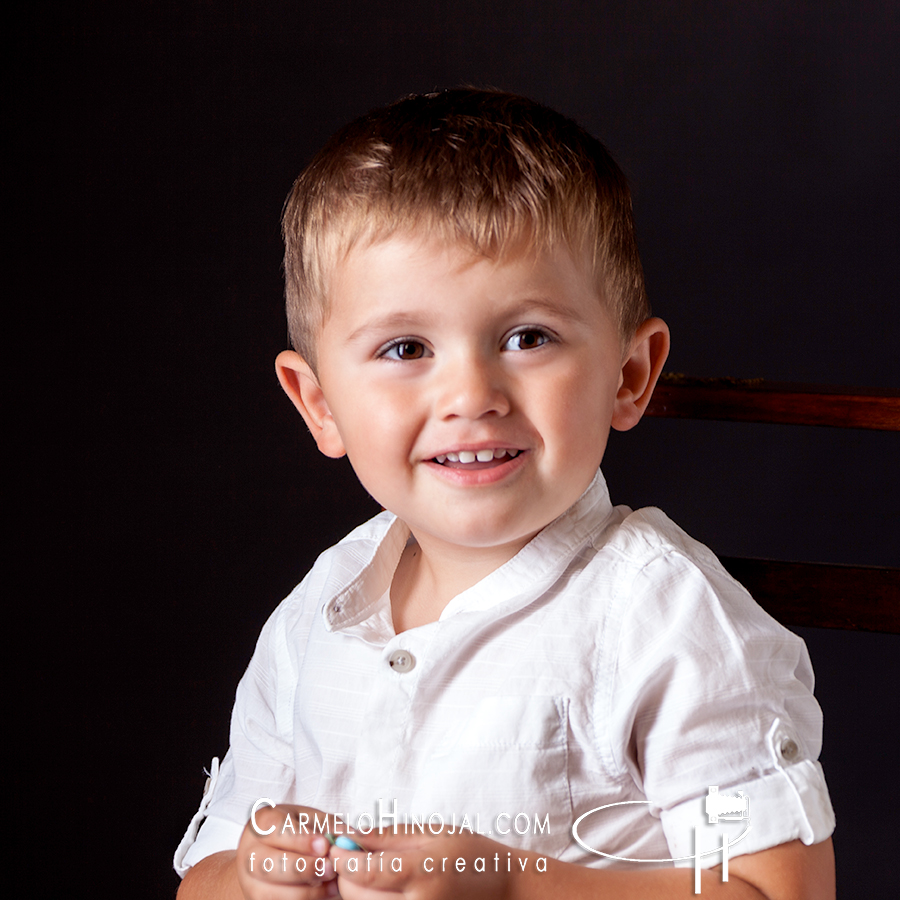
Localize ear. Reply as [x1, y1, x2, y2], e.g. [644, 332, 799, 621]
[275, 350, 347, 458]
[611, 317, 670, 432]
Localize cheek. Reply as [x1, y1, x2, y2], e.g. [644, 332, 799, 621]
[547, 371, 614, 442]
[330, 389, 418, 473]
[330, 377, 402, 437]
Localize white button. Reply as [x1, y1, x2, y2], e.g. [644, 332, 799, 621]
[780, 738, 799, 761]
[388, 649, 415, 673]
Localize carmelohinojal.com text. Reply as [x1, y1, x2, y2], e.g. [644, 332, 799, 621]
[247, 850, 549, 876]
[249, 798, 550, 875]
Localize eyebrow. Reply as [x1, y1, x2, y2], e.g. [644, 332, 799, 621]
[345, 312, 437, 343]
[345, 296, 590, 344]
[510, 296, 591, 325]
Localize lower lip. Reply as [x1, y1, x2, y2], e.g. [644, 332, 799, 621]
[424, 451, 529, 486]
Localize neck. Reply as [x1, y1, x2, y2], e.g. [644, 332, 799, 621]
[389, 529, 537, 633]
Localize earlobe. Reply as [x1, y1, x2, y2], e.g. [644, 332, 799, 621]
[611, 317, 670, 432]
[275, 350, 347, 458]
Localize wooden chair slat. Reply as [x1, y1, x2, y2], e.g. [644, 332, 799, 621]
[646, 377, 900, 430]
[720, 557, 900, 633]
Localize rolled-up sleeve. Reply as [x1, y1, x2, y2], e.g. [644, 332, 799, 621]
[175, 604, 299, 875]
[605, 542, 835, 866]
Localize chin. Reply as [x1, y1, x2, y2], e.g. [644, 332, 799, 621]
[444, 520, 545, 551]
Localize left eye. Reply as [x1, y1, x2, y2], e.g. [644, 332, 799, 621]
[503, 329, 550, 351]
[380, 339, 428, 360]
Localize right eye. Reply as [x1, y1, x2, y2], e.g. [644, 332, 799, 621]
[378, 339, 428, 361]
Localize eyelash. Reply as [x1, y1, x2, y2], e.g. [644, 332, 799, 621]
[502, 328, 554, 351]
[377, 338, 430, 361]
[376, 327, 555, 361]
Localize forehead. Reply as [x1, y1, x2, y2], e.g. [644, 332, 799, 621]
[327, 232, 605, 323]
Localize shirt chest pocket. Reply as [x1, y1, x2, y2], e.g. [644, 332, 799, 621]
[410, 694, 573, 855]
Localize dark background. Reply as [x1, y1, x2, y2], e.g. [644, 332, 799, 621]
[12, 1, 897, 897]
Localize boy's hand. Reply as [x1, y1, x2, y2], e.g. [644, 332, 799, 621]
[329, 831, 835, 900]
[329, 829, 528, 900]
[235, 804, 339, 899]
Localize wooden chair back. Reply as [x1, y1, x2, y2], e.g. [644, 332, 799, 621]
[645, 375, 900, 633]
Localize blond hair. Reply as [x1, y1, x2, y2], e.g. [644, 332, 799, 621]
[283, 89, 648, 369]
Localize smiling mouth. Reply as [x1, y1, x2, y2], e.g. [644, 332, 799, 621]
[432, 448, 522, 467]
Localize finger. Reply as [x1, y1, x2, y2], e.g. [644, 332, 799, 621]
[239, 847, 336, 886]
[237, 877, 341, 900]
[251, 807, 340, 853]
[329, 848, 413, 892]
[336, 875, 404, 900]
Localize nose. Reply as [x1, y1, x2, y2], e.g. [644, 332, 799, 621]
[433, 354, 511, 420]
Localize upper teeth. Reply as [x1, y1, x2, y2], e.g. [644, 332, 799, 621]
[435, 449, 518, 464]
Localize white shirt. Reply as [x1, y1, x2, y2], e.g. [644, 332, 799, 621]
[176, 470, 834, 875]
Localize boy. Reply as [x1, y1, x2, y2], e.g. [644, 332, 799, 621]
[176, 89, 835, 898]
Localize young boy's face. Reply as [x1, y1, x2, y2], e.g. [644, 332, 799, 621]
[278, 233, 665, 560]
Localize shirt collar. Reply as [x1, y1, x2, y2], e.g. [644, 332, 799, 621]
[322, 468, 615, 641]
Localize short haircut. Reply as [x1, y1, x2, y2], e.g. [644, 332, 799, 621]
[283, 88, 649, 369]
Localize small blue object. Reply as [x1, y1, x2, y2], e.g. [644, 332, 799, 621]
[334, 835, 364, 851]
